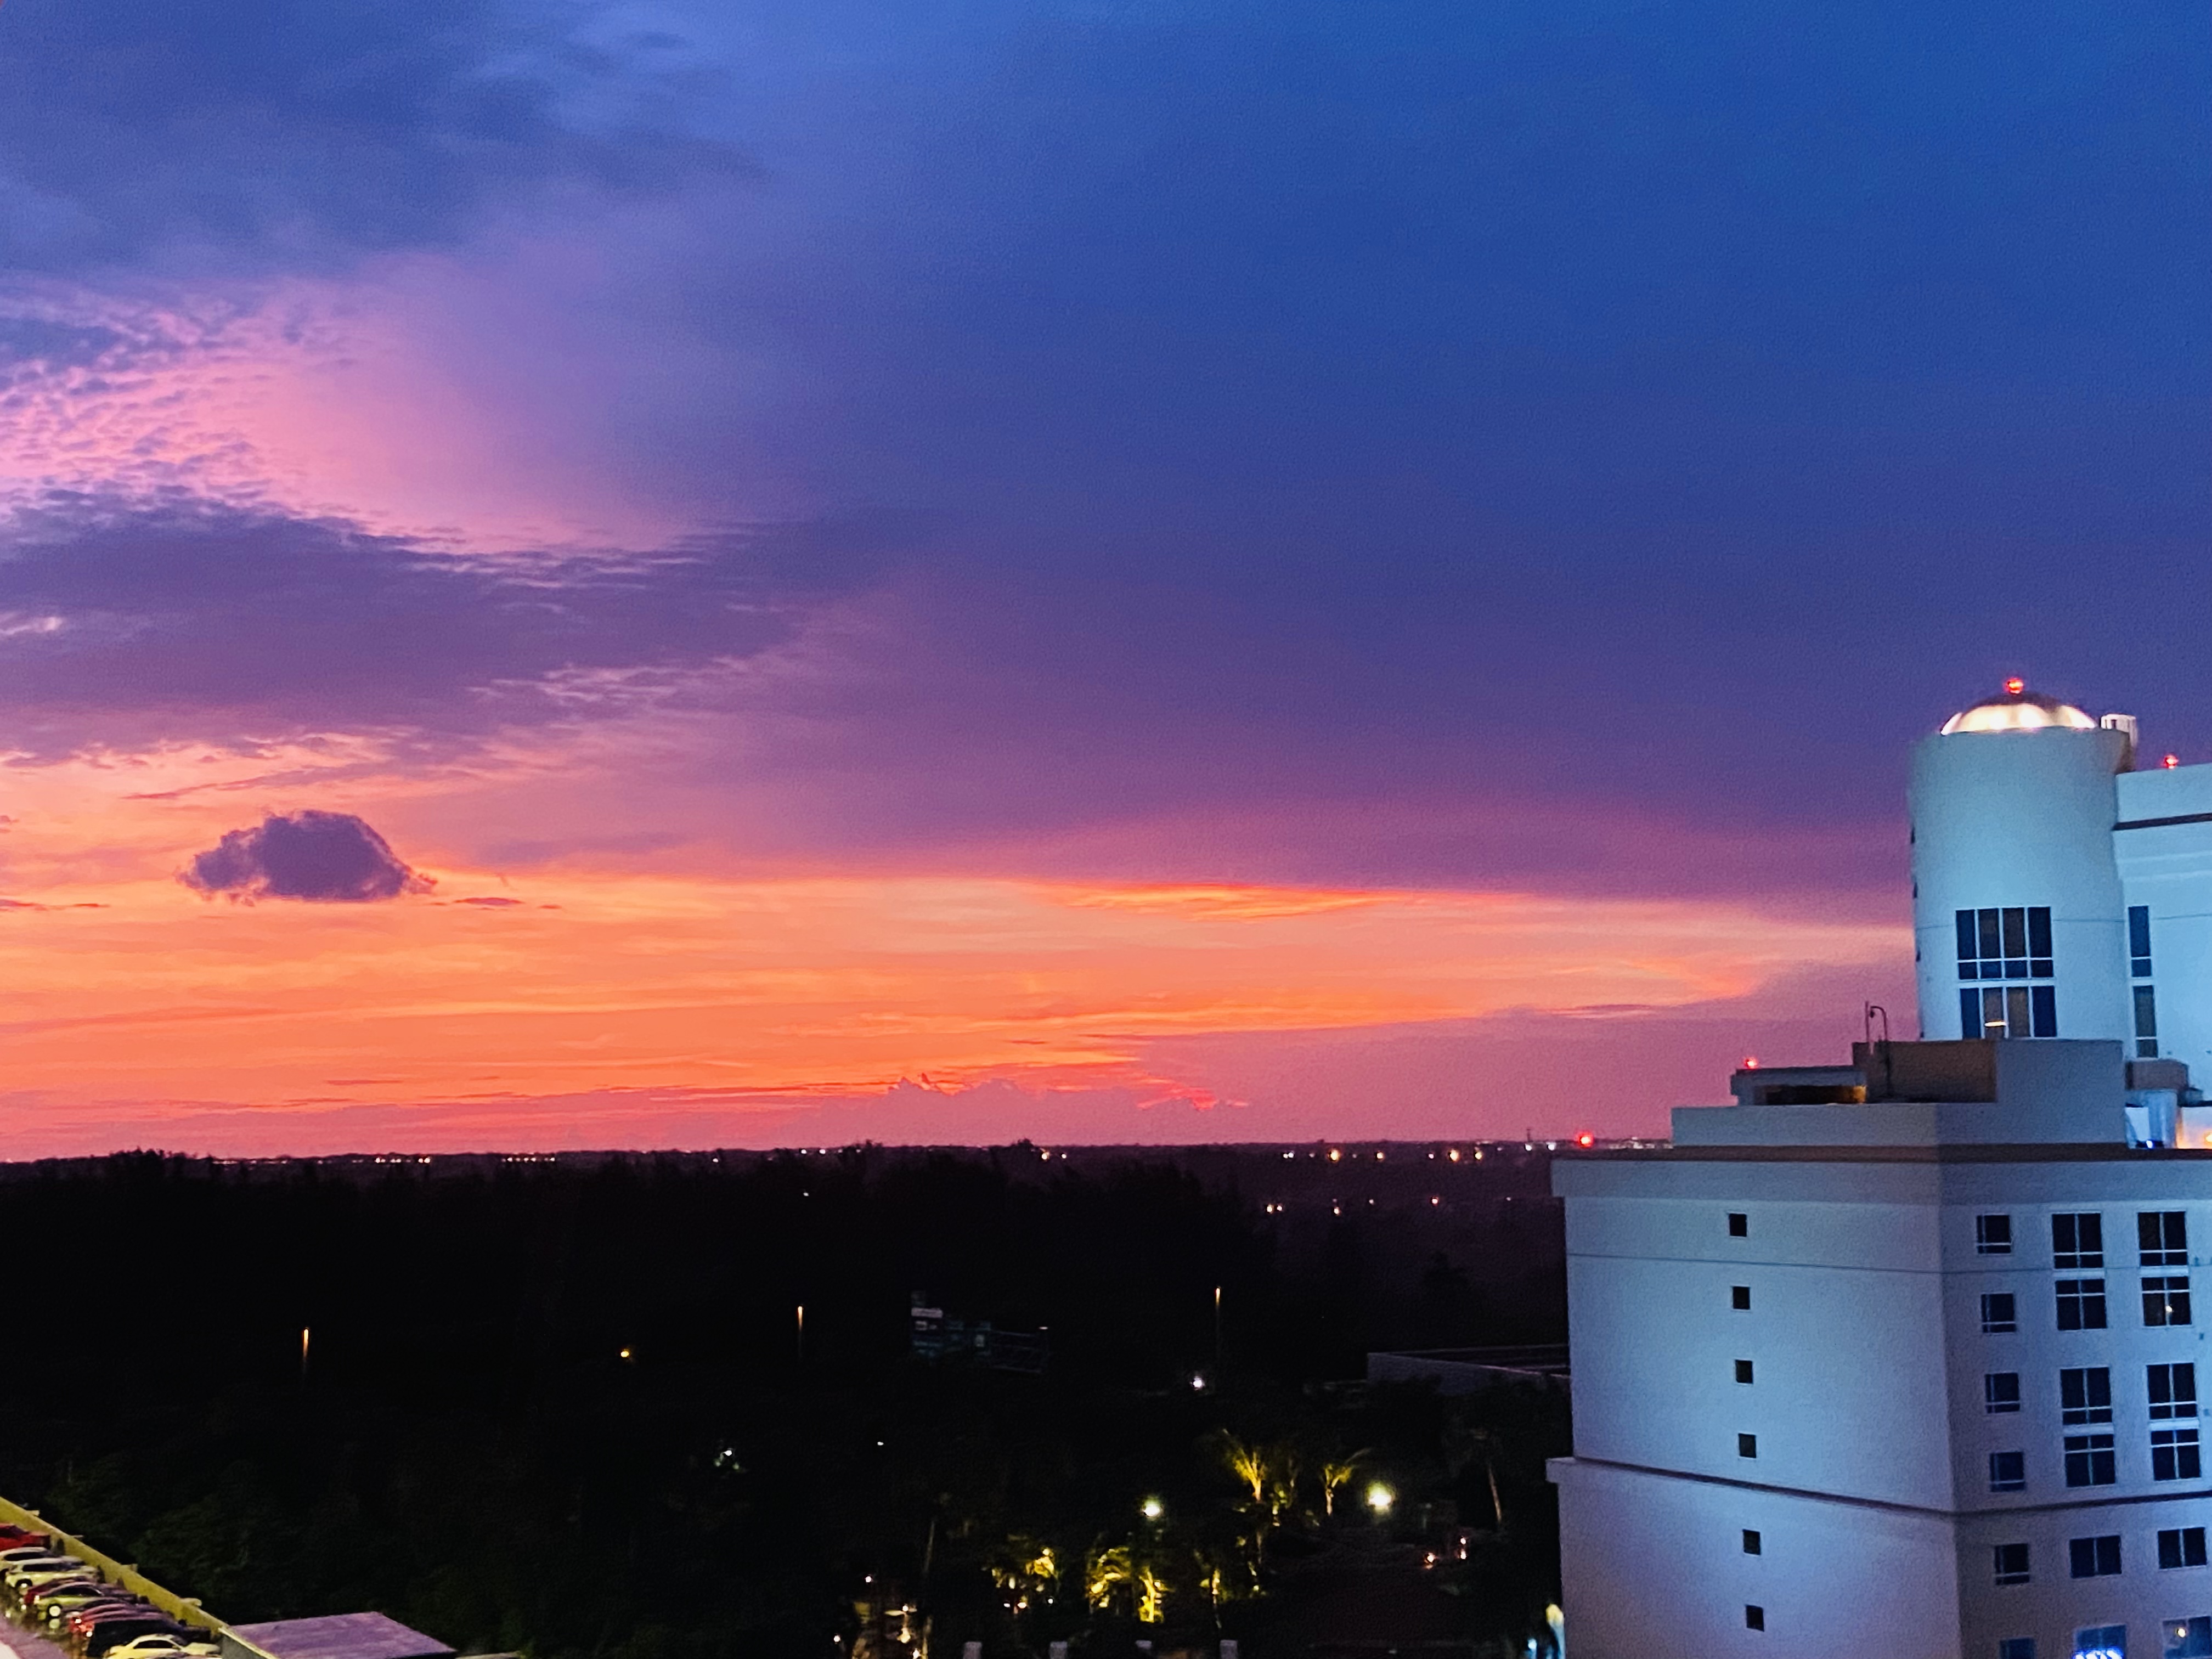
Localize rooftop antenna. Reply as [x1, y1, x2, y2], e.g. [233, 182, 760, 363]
[1864, 1002, 1894, 1098]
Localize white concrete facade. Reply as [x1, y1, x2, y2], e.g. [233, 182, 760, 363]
[1909, 684, 2212, 1103]
[1551, 1047, 2212, 1659]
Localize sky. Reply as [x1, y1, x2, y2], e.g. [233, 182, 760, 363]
[0, 0, 2205, 1155]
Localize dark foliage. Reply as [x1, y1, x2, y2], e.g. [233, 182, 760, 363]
[0, 1144, 1567, 1657]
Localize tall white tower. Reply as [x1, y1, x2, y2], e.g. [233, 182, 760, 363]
[1910, 684, 2135, 1046]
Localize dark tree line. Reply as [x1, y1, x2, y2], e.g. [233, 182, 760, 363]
[0, 1144, 1567, 1657]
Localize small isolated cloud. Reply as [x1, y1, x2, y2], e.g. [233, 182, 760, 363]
[182, 810, 432, 904]
[453, 896, 524, 908]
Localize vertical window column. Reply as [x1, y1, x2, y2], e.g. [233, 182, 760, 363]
[1956, 907, 2056, 1037]
[2130, 905, 2157, 1058]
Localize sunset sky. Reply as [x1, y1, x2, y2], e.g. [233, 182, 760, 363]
[0, 0, 2205, 1154]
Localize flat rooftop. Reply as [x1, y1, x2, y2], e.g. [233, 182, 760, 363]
[228, 1614, 453, 1659]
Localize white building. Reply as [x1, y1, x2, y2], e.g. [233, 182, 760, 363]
[1549, 685, 2212, 1659]
[1911, 682, 2212, 1127]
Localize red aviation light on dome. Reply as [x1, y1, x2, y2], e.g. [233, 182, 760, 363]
[2004, 677, 2025, 695]
[2166, 754, 2181, 770]
[1575, 1132, 1595, 1148]
[1741, 1056, 1759, 1070]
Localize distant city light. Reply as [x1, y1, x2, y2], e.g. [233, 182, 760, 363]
[618, 1347, 634, 1361]
[1447, 1148, 1461, 1162]
[1190, 1373, 1207, 1391]
[1141, 1497, 1164, 1520]
[1328, 1148, 1341, 1162]
[1365, 1482, 1394, 1514]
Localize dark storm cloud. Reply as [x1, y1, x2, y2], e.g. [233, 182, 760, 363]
[0, 494, 871, 756]
[632, 0, 2212, 870]
[0, 0, 744, 271]
[182, 810, 431, 902]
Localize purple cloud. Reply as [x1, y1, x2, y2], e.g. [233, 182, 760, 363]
[182, 811, 433, 904]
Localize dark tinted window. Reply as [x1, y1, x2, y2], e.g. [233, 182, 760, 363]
[2068, 1534, 2121, 1577]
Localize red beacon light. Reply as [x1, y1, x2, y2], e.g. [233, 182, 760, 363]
[1741, 1056, 1759, 1070]
[2004, 677, 2025, 696]
[1575, 1132, 1596, 1148]
[2166, 754, 2181, 770]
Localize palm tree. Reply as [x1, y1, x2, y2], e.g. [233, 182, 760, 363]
[1318, 1448, 1370, 1519]
[1084, 1543, 1169, 1625]
[1220, 1434, 1269, 1509]
[988, 1536, 1059, 1616]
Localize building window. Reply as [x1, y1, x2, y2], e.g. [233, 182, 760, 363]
[1735, 1359, 1754, 1384]
[2153, 1365, 2199, 1420]
[1990, 1450, 2027, 1491]
[1963, 985, 2058, 1040]
[2143, 1213, 2190, 1268]
[2074, 1629, 2124, 1659]
[2159, 1527, 2209, 1568]
[1745, 1605, 1764, 1632]
[2137, 984, 2162, 1059]
[1957, 906, 2054, 982]
[2058, 1279, 2108, 1330]
[1998, 1643, 2035, 1659]
[2131, 905, 2153, 977]
[1984, 1293, 2019, 1333]
[1987, 1372, 2022, 1413]
[2064, 1368, 2115, 1425]
[1980, 1214, 2015, 1254]
[2064, 1434, 2117, 1487]
[2146, 1277, 2194, 1328]
[1742, 1529, 1760, 1555]
[1994, 1542, 2032, 1585]
[1732, 1285, 1751, 1310]
[1728, 1211, 1748, 1237]
[2153, 1426, 2203, 1481]
[2069, 1536, 2124, 1578]
[2166, 1617, 2212, 1658]
[2056, 1214, 2106, 1269]
[1737, 1433, 1757, 1459]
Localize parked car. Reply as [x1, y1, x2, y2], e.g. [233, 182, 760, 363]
[89, 1620, 201, 1657]
[26, 1576, 112, 1609]
[41, 1590, 139, 1625]
[0, 1526, 49, 1549]
[8, 1562, 94, 1595]
[104, 1639, 220, 1659]
[65, 1600, 158, 1637]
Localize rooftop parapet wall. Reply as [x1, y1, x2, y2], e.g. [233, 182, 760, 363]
[0, 1492, 225, 1635]
[1675, 1039, 2126, 1149]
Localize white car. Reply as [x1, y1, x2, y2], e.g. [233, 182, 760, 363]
[105, 1639, 220, 1659]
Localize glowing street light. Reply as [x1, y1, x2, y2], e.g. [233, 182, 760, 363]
[1140, 1497, 1164, 1521]
[1365, 1482, 1394, 1515]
